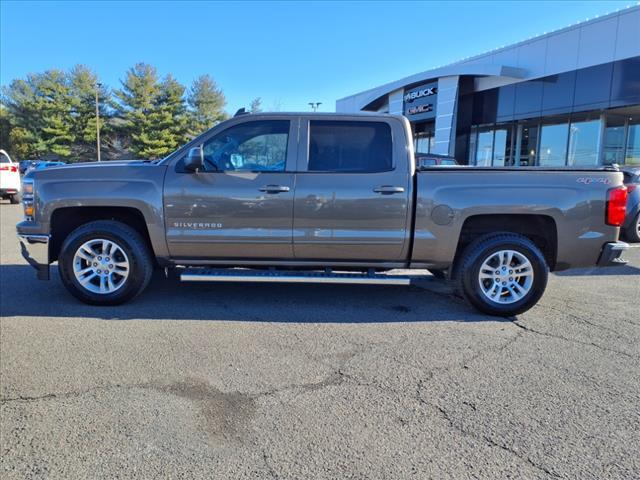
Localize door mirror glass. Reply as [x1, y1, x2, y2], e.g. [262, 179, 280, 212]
[184, 147, 204, 172]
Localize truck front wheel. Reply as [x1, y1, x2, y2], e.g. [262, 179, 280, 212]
[58, 220, 153, 305]
[455, 233, 548, 317]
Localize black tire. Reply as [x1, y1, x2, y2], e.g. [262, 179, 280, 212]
[454, 233, 548, 317]
[625, 211, 640, 243]
[429, 269, 447, 280]
[58, 220, 153, 305]
[9, 193, 20, 204]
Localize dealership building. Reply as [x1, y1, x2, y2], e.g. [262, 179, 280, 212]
[336, 6, 640, 167]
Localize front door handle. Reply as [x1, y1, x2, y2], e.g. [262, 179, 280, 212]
[373, 185, 405, 195]
[259, 185, 290, 194]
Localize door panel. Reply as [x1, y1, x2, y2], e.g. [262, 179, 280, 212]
[293, 171, 410, 260]
[293, 118, 411, 261]
[164, 171, 294, 259]
[163, 118, 296, 260]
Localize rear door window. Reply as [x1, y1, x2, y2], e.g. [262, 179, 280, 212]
[308, 121, 392, 172]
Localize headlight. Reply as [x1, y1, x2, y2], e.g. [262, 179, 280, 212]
[22, 182, 34, 195]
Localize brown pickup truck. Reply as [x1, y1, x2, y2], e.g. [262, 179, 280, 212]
[17, 112, 629, 316]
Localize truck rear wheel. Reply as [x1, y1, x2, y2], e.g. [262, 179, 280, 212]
[455, 233, 548, 317]
[58, 220, 153, 305]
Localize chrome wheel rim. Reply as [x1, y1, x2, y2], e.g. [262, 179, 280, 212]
[72, 239, 130, 294]
[478, 249, 534, 305]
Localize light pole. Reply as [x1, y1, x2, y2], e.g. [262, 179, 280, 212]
[308, 102, 322, 112]
[95, 82, 102, 162]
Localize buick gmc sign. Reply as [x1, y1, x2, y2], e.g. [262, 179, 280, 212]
[403, 82, 438, 121]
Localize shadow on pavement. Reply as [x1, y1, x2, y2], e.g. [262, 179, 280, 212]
[0, 264, 505, 324]
[554, 264, 640, 276]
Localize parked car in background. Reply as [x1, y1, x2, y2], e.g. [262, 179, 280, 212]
[415, 153, 459, 167]
[622, 166, 640, 242]
[19, 160, 41, 175]
[0, 149, 21, 204]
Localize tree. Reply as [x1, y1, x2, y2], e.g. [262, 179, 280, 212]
[186, 74, 227, 137]
[2, 70, 75, 159]
[67, 65, 110, 160]
[249, 97, 262, 113]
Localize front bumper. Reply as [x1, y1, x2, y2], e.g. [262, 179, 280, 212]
[18, 234, 50, 280]
[596, 241, 629, 267]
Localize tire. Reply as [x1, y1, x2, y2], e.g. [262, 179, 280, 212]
[625, 211, 640, 243]
[58, 220, 153, 305]
[454, 233, 548, 317]
[429, 269, 447, 280]
[9, 193, 21, 204]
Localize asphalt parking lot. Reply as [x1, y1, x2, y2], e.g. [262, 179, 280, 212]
[1, 202, 639, 479]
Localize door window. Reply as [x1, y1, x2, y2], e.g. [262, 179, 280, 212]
[202, 120, 289, 172]
[308, 121, 392, 172]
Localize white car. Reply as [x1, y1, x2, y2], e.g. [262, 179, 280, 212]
[0, 149, 22, 204]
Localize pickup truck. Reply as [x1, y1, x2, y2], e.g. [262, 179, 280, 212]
[17, 112, 629, 316]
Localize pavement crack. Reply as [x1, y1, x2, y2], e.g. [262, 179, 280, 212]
[0, 384, 129, 404]
[415, 382, 561, 479]
[512, 321, 637, 360]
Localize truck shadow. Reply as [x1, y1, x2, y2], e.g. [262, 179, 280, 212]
[0, 264, 505, 324]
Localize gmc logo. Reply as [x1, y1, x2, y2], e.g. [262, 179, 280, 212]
[407, 104, 433, 115]
[404, 87, 437, 103]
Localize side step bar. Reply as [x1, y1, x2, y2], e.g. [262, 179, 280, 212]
[180, 268, 411, 286]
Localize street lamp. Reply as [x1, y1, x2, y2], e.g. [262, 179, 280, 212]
[308, 102, 322, 112]
[95, 82, 102, 162]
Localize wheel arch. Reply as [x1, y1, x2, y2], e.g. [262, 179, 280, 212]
[451, 214, 558, 278]
[49, 206, 155, 264]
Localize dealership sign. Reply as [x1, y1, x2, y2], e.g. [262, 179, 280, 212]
[403, 82, 438, 121]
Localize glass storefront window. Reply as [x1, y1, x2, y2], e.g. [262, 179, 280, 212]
[539, 122, 569, 166]
[476, 129, 494, 166]
[493, 129, 508, 166]
[568, 119, 601, 166]
[602, 116, 626, 165]
[626, 121, 640, 165]
[516, 124, 538, 166]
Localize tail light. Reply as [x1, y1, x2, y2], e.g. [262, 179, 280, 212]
[606, 186, 627, 226]
[0, 165, 17, 172]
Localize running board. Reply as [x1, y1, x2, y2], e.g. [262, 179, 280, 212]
[180, 268, 411, 285]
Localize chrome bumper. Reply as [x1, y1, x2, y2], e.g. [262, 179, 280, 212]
[18, 234, 50, 280]
[596, 241, 629, 267]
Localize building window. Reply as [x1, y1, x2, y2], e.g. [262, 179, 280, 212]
[568, 118, 601, 166]
[602, 115, 627, 165]
[515, 123, 538, 166]
[627, 120, 640, 165]
[414, 133, 435, 154]
[475, 128, 494, 166]
[539, 121, 569, 166]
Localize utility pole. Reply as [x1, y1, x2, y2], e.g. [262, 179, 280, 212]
[308, 102, 322, 112]
[95, 82, 102, 162]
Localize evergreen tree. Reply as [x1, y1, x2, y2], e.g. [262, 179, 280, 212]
[68, 65, 110, 160]
[115, 64, 190, 159]
[250, 97, 263, 113]
[2, 70, 75, 159]
[186, 74, 227, 137]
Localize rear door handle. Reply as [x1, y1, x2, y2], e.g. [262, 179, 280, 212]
[373, 185, 405, 195]
[259, 185, 290, 194]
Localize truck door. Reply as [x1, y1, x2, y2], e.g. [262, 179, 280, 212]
[163, 118, 296, 260]
[293, 118, 412, 261]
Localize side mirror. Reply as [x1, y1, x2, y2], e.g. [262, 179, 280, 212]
[184, 146, 204, 172]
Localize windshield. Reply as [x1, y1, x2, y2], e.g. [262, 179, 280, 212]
[0, 152, 10, 163]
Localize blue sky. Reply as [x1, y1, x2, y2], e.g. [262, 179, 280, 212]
[1, 1, 635, 113]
